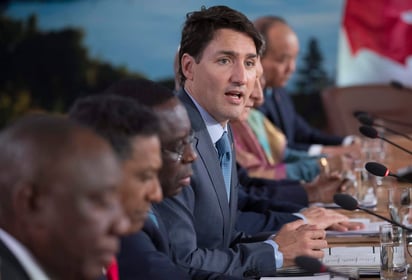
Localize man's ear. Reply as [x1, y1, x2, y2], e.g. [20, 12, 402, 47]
[181, 53, 195, 81]
[13, 183, 47, 218]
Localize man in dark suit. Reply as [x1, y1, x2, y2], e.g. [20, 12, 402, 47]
[254, 16, 360, 156]
[154, 6, 353, 279]
[86, 79, 238, 280]
[0, 115, 128, 280]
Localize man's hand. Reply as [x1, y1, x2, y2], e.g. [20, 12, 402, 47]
[301, 207, 348, 229]
[273, 220, 327, 267]
[327, 220, 365, 231]
[301, 207, 365, 231]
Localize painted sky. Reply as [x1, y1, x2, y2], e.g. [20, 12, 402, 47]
[6, 0, 346, 84]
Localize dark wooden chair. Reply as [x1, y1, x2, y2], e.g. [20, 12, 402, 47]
[321, 84, 412, 136]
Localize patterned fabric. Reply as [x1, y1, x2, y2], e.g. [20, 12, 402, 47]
[247, 109, 286, 164]
[231, 108, 320, 182]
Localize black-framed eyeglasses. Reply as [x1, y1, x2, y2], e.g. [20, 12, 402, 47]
[162, 130, 195, 162]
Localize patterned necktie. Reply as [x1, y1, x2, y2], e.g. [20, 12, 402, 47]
[215, 131, 232, 201]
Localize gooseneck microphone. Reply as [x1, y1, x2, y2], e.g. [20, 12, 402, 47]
[295, 256, 357, 279]
[365, 162, 412, 183]
[357, 115, 412, 141]
[333, 193, 412, 231]
[353, 110, 412, 128]
[359, 126, 412, 155]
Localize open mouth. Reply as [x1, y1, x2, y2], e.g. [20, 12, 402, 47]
[225, 91, 243, 99]
[225, 91, 244, 104]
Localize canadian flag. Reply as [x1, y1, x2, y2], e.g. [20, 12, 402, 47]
[337, 0, 412, 87]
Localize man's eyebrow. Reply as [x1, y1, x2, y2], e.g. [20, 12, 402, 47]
[246, 53, 258, 59]
[216, 50, 258, 59]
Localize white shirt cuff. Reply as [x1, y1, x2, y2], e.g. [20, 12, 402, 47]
[293, 212, 307, 223]
[264, 237, 283, 268]
[307, 144, 323, 156]
[342, 135, 355, 146]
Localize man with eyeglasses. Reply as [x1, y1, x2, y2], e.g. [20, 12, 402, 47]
[105, 78, 241, 280]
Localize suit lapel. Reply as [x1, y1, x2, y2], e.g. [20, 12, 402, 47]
[0, 239, 31, 280]
[275, 88, 293, 140]
[177, 90, 231, 231]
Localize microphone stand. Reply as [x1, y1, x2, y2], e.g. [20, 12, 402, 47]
[358, 206, 412, 231]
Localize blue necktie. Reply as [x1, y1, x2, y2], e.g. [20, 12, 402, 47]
[148, 210, 159, 228]
[215, 131, 232, 201]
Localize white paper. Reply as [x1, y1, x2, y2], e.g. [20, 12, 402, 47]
[326, 219, 387, 236]
[323, 246, 380, 266]
[261, 274, 331, 280]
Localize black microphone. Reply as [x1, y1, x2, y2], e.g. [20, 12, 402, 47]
[359, 126, 412, 155]
[357, 115, 412, 141]
[390, 80, 406, 90]
[390, 80, 412, 93]
[353, 110, 368, 119]
[295, 256, 358, 279]
[353, 110, 412, 128]
[333, 193, 412, 231]
[365, 161, 412, 183]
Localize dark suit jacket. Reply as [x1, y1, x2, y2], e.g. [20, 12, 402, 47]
[155, 89, 303, 278]
[259, 87, 344, 151]
[117, 210, 190, 280]
[117, 210, 242, 280]
[0, 239, 30, 280]
[237, 165, 308, 208]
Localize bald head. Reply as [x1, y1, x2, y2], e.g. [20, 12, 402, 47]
[0, 114, 112, 217]
[0, 114, 127, 280]
[254, 16, 299, 88]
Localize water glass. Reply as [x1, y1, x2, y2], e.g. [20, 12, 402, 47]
[389, 187, 412, 272]
[380, 224, 408, 280]
[354, 164, 377, 207]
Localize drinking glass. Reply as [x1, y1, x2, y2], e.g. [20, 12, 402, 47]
[380, 224, 408, 280]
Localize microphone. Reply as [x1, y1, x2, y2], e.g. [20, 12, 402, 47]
[295, 256, 358, 279]
[353, 110, 412, 128]
[357, 115, 412, 141]
[365, 162, 412, 183]
[353, 110, 368, 119]
[333, 193, 412, 231]
[390, 80, 412, 93]
[390, 80, 406, 90]
[359, 126, 412, 155]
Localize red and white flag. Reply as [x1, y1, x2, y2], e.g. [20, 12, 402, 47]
[337, 0, 412, 87]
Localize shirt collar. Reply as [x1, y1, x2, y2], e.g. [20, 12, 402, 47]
[184, 88, 228, 144]
[0, 227, 50, 280]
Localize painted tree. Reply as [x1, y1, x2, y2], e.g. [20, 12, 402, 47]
[294, 37, 332, 95]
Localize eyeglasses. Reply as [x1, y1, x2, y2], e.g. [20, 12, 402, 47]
[162, 131, 195, 162]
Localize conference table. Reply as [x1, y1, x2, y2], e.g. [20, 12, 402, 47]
[327, 135, 412, 279]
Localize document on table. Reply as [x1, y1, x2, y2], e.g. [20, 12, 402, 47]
[261, 274, 348, 279]
[266, 246, 380, 279]
[323, 246, 380, 266]
[326, 218, 387, 237]
[323, 246, 380, 276]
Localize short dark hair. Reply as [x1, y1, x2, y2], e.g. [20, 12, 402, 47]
[253, 16, 287, 56]
[105, 78, 175, 107]
[68, 94, 160, 160]
[178, 5, 264, 86]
